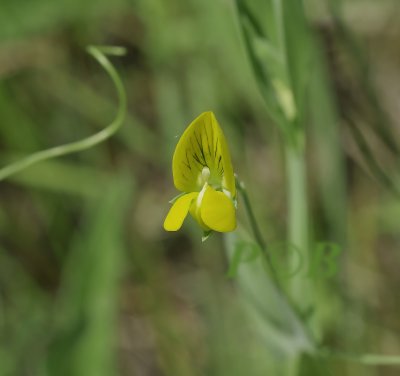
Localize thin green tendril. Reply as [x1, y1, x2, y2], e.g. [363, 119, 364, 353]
[0, 45, 127, 182]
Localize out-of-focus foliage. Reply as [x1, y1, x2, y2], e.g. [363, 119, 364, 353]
[1, 0, 400, 375]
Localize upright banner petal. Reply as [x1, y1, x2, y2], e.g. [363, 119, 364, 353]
[172, 112, 236, 196]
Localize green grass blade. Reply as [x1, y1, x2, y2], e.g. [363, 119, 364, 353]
[46, 177, 133, 376]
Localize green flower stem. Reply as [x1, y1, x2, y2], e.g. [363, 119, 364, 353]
[236, 178, 266, 250]
[0, 45, 126, 182]
[236, 177, 279, 281]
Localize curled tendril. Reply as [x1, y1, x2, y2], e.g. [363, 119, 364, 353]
[0, 45, 127, 182]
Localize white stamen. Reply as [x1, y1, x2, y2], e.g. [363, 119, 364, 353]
[201, 167, 210, 182]
[198, 166, 211, 187]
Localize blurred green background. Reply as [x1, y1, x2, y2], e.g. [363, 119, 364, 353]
[1, 0, 400, 375]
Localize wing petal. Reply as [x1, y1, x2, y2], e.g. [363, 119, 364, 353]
[164, 192, 198, 231]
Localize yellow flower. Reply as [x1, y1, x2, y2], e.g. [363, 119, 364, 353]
[164, 111, 237, 234]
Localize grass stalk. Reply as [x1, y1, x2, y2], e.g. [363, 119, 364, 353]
[285, 141, 311, 311]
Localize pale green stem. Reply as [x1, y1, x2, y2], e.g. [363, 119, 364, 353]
[285, 143, 311, 310]
[0, 45, 126, 182]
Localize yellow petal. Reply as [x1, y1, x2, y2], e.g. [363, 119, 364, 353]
[200, 186, 236, 232]
[164, 192, 198, 231]
[172, 111, 236, 196]
[211, 112, 236, 197]
[189, 190, 209, 231]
